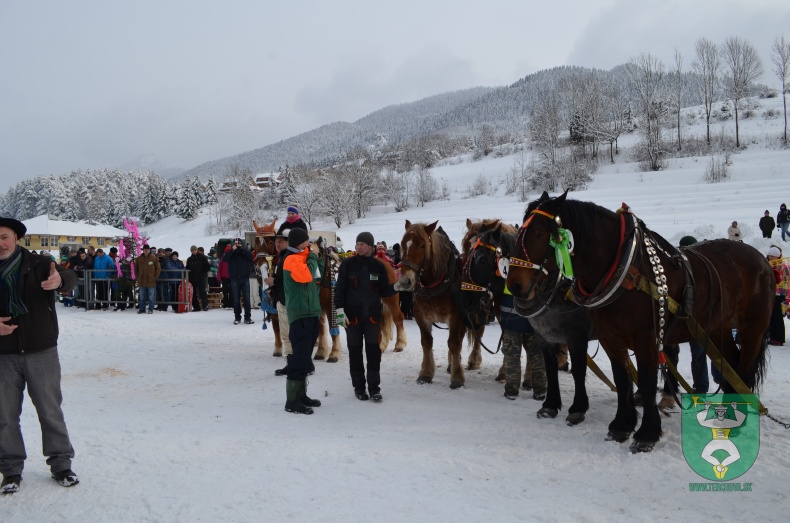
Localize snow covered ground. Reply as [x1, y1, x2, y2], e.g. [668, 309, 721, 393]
[4, 97, 790, 521]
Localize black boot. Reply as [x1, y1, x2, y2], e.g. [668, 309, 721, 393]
[285, 380, 313, 415]
[275, 356, 290, 377]
[300, 379, 322, 407]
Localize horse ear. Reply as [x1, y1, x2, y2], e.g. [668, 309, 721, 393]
[478, 222, 488, 233]
[268, 218, 276, 229]
[466, 218, 472, 228]
[425, 221, 439, 236]
[252, 220, 263, 234]
[558, 190, 569, 203]
[540, 191, 550, 200]
[405, 220, 412, 230]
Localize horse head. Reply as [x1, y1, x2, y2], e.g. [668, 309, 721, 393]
[460, 221, 513, 323]
[398, 219, 439, 292]
[506, 190, 568, 300]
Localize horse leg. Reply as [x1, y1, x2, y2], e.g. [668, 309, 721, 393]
[327, 331, 341, 363]
[448, 321, 466, 389]
[384, 294, 407, 352]
[416, 319, 436, 384]
[313, 313, 328, 360]
[566, 334, 590, 426]
[658, 344, 680, 409]
[271, 312, 283, 356]
[537, 340, 561, 419]
[605, 351, 638, 444]
[466, 326, 483, 370]
[631, 342, 662, 453]
[380, 301, 394, 353]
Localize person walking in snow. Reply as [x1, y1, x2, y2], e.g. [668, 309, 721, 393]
[0, 217, 80, 494]
[759, 210, 776, 239]
[777, 203, 790, 241]
[281, 228, 322, 414]
[186, 245, 211, 311]
[334, 232, 402, 402]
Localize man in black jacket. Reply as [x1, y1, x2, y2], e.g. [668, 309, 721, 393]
[0, 217, 80, 494]
[186, 245, 211, 311]
[223, 237, 254, 325]
[335, 232, 402, 402]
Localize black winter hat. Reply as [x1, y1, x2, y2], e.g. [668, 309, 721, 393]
[679, 236, 697, 247]
[0, 217, 26, 238]
[288, 228, 310, 248]
[356, 231, 375, 247]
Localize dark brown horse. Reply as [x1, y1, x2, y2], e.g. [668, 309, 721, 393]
[506, 191, 773, 451]
[399, 220, 478, 388]
[462, 220, 594, 425]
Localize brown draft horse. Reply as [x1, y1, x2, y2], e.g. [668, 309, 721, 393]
[506, 191, 773, 452]
[399, 220, 482, 388]
[253, 219, 283, 354]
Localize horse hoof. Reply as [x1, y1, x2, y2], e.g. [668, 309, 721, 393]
[558, 363, 570, 373]
[417, 376, 433, 384]
[450, 381, 465, 389]
[327, 357, 338, 363]
[629, 440, 656, 453]
[606, 430, 631, 443]
[272, 351, 282, 357]
[466, 364, 480, 371]
[313, 355, 325, 361]
[537, 407, 558, 419]
[393, 347, 404, 353]
[565, 412, 586, 426]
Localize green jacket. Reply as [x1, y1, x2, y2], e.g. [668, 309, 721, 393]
[282, 248, 321, 323]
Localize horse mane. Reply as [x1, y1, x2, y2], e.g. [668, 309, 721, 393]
[463, 219, 517, 254]
[409, 222, 454, 277]
[525, 196, 617, 252]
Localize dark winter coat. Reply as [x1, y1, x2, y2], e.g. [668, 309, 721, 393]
[276, 218, 308, 237]
[334, 253, 397, 323]
[0, 249, 77, 355]
[222, 246, 254, 280]
[70, 253, 93, 279]
[498, 289, 534, 334]
[186, 253, 211, 283]
[271, 250, 290, 307]
[778, 207, 790, 225]
[760, 215, 776, 235]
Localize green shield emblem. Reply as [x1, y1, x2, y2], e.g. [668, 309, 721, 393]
[681, 393, 760, 481]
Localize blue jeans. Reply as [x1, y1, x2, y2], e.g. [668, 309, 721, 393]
[781, 222, 789, 242]
[230, 278, 251, 320]
[0, 348, 75, 476]
[689, 340, 709, 393]
[139, 286, 156, 311]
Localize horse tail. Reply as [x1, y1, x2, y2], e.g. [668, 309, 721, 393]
[380, 301, 395, 352]
[752, 335, 770, 392]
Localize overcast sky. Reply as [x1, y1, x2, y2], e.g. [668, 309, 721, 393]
[1, 0, 788, 193]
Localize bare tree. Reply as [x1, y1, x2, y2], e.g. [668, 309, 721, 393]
[414, 166, 438, 207]
[289, 165, 321, 229]
[672, 49, 685, 151]
[530, 84, 565, 181]
[692, 38, 722, 146]
[771, 34, 790, 144]
[721, 36, 764, 148]
[382, 167, 412, 212]
[625, 53, 668, 171]
[316, 168, 355, 227]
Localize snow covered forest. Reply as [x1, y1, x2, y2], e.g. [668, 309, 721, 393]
[3, 35, 789, 232]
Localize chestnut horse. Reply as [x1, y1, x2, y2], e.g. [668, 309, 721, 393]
[253, 219, 283, 354]
[506, 191, 773, 452]
[399, 220, 481, 388]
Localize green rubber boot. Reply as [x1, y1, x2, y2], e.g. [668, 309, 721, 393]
[300, 379, 322, 408]
[285, 379, 313, 415]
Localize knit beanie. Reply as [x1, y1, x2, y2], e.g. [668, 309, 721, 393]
[288, 227, 310, 248]
[287, 206, 299, 215]
[768, 246, 781, 258]
[356, 232, 375, 247]
[679, 236, 697, 247]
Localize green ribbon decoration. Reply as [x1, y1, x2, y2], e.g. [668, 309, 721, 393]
[549, 228, 574, 279]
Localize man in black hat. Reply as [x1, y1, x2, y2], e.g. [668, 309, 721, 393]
[334, 231, 403, 402]
[0, 217, 80, 493]
[222, 237, 254, 324]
